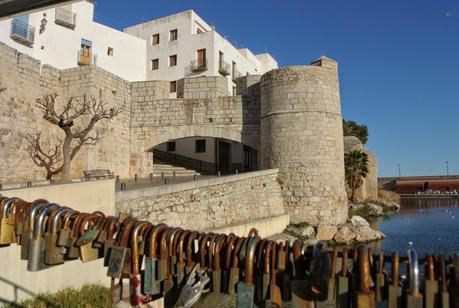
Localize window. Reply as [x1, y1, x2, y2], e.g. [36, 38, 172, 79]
[167, 142, 176, 152]
[232, 61, 237, 79]
[195, 139, 206, 153]
[170, 81, 177, 93]
[107, 47, 113, 56]
[151, 59, 159, 70]
[151, 33, 160, 45]
[219, 51, 224, 69]
[197, 49, 206, 66]
[169, 55, 177, 67]
[169, 29, 177, 41]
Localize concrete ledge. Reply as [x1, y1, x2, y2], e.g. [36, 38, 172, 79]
[204, 214, 290, 238]
[116, 169, 279, 202]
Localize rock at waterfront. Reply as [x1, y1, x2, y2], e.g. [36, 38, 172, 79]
[316, 225, 338, 241]
[367, 203, 384, 216]
[350, 215, 370, 227]
[349, 203, 364, 211]
[334, 226, 356, 243]
[354, 225, 385, 242]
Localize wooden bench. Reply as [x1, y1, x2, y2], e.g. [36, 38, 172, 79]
[83, 169, 114, 181]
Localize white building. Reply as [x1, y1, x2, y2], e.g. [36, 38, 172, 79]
[0, 1, 146, 81]
[124, 10, 277, 96]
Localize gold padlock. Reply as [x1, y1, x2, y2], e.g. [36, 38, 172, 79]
[0, 198, 17, 245]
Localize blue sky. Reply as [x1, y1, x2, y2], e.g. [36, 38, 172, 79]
[94, 0, 459, 177]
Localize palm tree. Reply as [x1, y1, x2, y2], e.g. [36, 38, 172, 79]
[345, 150, 369, 202]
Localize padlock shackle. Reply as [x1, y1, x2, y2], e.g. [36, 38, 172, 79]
[378, 251, 385, 274]
[408, 249, 420, 296]
[212, 234, 226, 271]
[247, 228, 258, 237]
[263, 240, 273, 274]
[185, 231, 200, 268]
[256, 239, 268, 272]
[33, 203, 59, 239]
[50, 207, 72, 233]
[341, 247, 349, 277]
[118, 217, 137, 247]
[329, 247, 338, 278]
[243, 235, 261, 285]
[231, 236, 246, 268]
[358, 245, 371, 294]
[166, 227, 181, 259]
[148, 223, 168, 258]
[71, 213, 89, 237]
[206, 234, 218, 270]
[131, 221, 150, 275]
[1, 197, 17, 217]
[270, 241, 277, 275]
[27, 202, 44, 231]
[224, 235, 238, 270]
[171, 229, 184, 258]
[199, 232, 215, 268]
[79, 212, 103, 235]
[177, 230, 191, 264]
[439, 255, 447, 292]
[159, 227, 172, 259]
[425, 254, 435, 281]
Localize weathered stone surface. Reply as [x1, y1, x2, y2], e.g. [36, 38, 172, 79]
[301, 226, 316, 238]
[350, 215, 370, 227]
[316, 225, 338, 241]
[334, 226, 356, 243]
[353, 226, 385, 242]
[367, 203, 384, 216]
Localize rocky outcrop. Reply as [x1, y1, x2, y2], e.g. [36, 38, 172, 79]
[316, 225, 338, 241]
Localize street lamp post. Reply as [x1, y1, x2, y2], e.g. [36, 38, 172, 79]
[397, 163, 401, 177]
[446, 161, 449, 176]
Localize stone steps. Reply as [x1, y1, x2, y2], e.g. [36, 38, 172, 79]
[152, 163, 199, 177]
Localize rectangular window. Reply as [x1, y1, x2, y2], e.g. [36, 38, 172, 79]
[232, 61, 237, 79]
[169, 55, 177, 67]
[107, 47, 113, 56]
[197, 48, 206, 66]
[167, 141, 176, 152]
[195, 139, 206, 153]
[151, 33, 160, 45]
[151, 58, 159, 70]
[170, 81, 177, 93]
[169, 29, 178, 41]
[219, 51, 224, 70]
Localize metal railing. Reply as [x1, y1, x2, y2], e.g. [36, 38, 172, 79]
[218, 61, 231, 76]
[10, 19, 35, 46]
[189, 59, 207, 72]
[55, 7, 76, 29]
[77, 50, 97, 66]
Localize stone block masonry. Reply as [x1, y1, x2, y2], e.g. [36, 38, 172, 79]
[116, 169, 284, 230]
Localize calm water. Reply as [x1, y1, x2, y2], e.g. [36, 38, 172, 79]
[371, 198, 459, 256]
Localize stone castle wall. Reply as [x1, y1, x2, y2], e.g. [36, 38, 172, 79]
[260, 58, 348, 225]
[116, 169, 284, 230]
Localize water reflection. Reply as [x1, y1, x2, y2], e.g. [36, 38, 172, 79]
[371, 198, 459, 256]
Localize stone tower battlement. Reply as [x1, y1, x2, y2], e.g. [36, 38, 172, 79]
[260, 57, 347, 225]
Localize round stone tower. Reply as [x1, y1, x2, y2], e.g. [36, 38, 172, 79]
[260, 56, 347, 226]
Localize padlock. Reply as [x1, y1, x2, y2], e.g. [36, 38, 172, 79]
[228, 237, 246, 295]
[375, 251, 386, 302]
[129, 221, 153, 306]
[164, 227, 182, 297]
[269, 241, 283, 307]
[0, 198, 17, 245]
[355, 245, 375, 308]
[45, 207, 72, 265]
[107, 217, 137, 278]
[255, 238, 268, 303]
[438, 255, 449, 308]
[406, 248, 423, 308]
[158, 227, 172, 282]
[307, 241, 330, 302]
[67, 213, 89, 259]
[212, 234, 226, 294]
[424, 254, 439, 308]
[204, 233, 217, 292]
[236, 235, 261, 308]
[259, 240, 274, 306]
[387, 251, 402, 308]
[143, 223, 168, 295]
[336, 247, 350, 308]
[20, 200, 45, 260]
[57, 210, 78, 247]
[77, 213, 104, 262]
[280, 241, 294, 301]
[326, 247, 339, 303]
[291, 239, 314, 308]
[176, 230, 193, 286]
[222, 235, 237, 293]
[27, 203, 60, 271]
[185, 231, 202, 276]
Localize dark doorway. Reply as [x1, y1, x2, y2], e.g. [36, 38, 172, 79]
[218, 141, 231, 173]
[244, 145, 257, 171]
[423, 181, 430, 192]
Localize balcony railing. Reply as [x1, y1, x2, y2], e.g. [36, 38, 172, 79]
[10, 19, 35, 46]
[190, 59, 208, 72]
[77, 50, 97, 66]
[232, 70, 243, 81]
[218, 61, 231, 76]
[55, 7, 76, 29]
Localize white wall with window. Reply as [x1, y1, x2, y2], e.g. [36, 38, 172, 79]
[124, 9, 278, 94]
[0, 1, 146, 81]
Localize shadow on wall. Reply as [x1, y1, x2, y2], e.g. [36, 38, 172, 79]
[0, 275, 57, 307]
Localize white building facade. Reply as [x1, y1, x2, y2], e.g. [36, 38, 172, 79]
[0, 1, 146, 81]
[124, 10, 277, 96]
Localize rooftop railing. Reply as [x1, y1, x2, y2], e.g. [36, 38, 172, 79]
[55, 7, 76, 29]
[10, 19, 35, 46]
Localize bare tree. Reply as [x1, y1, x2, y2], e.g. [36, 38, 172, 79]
[25, 132, 63, 180]
[31, 93, 120, 180]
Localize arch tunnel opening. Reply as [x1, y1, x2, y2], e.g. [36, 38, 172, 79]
[151, 136, 258, 176]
